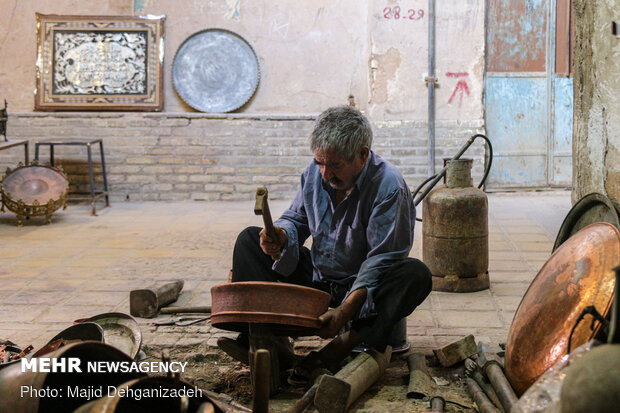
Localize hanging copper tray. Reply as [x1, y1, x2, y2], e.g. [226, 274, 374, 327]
[211, 282, 331, 336]
[172, 28, 260, 113]
[505, 222, 619, 396]
[0, 162, 68, 225]
[553, 192, 620, 251]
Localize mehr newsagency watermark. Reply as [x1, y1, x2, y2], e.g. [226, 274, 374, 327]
[19, 357, 202, 401]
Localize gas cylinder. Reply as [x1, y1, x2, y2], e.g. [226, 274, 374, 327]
[422, 158, 489, 292]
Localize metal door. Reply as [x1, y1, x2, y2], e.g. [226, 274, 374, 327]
[485, 0, 573, 188]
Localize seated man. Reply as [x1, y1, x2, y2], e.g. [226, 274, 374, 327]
[219, 105, 432, 380]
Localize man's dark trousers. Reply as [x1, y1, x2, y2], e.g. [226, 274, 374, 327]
[232, 226, 432, 351]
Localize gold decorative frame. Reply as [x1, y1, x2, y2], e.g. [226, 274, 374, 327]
[35, 14, 165, 111]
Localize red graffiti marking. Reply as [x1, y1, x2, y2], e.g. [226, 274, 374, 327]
[383, 7, 424, 20]
[446, 72, 470, 107]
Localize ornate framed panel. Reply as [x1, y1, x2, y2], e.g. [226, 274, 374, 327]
[35, 14, 165, 111]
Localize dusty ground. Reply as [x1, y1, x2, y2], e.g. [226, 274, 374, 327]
[143, 343, 477, 412]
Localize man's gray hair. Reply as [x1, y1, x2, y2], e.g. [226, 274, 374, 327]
[310, 106, 373, 160]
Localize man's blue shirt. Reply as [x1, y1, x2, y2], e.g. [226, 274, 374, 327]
[274, 150, 415, 318]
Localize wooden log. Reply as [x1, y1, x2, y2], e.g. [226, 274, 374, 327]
[130, 280, 184, 318]
[314, 347, 392, 413]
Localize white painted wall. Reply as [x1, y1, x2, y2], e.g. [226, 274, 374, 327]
[0, 0, 485, 123]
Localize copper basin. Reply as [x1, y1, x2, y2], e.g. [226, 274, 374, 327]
[211, 282, 331, 336]
[505, 222, 619, 395]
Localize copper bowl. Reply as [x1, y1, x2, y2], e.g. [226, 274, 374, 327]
[211, 282, 331, 336]
[0, 163, 68, 225]
[505, 222, 619, 395]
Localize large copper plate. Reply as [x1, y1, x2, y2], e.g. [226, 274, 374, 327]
[211, 282, 331, 336]
[1, 165, 67, 205]
[505, 222, 619, 395]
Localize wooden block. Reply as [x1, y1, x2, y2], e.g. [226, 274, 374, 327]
[433, 334, 477, 367]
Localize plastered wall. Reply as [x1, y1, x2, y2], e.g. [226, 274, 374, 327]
[573, 0, 620, 208]
[0, 0, 486, 200]
[0, 0, 485, 119]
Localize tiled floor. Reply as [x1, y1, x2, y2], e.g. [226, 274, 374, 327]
[0, 191, 571, 352]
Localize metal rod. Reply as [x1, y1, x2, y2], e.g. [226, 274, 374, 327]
[160, 306, 211, 314]
[484, 362, 517, 413]
[466, 378, 499, 413]
[427, 0, 436, 176]
[430, 394, 445, 412]
[465, 358, 504, 412]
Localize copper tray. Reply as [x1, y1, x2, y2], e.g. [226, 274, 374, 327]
[505, 222, 619, 395]
[0, 163, 68, 225]
[211, 282, 331, 336]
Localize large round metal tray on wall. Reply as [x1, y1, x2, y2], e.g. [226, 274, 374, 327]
[553, 192, 620, 251]
[505, 222, 620, 396]
[172, 28, 260, 113]
[211, 282, 331, 336]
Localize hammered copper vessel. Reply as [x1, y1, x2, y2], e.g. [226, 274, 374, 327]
[505, 222, 619, 396]
[211, 282, 331, 336]
[0, 162, 68, 226]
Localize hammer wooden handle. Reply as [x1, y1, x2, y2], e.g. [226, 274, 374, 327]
[255, 187, 281, 260]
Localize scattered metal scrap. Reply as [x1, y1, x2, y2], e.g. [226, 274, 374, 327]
[465, 358, 503, 412]
[406, 352, 437, 399]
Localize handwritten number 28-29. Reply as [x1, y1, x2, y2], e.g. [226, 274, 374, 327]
[383, 7, 424, 20]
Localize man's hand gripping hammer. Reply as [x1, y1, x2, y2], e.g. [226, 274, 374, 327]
[254, 186, 282, 260]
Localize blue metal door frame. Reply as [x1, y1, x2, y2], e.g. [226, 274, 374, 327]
[484, 0, 572, 188]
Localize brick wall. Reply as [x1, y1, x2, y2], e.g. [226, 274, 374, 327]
[1, 113, 485, 202]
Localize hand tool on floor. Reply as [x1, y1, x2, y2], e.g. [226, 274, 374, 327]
[153, 315, 210, 326]
[465, 358, 503, 412]
[313, 346, 392, 413]
[160, 306, 212, 314]
[130, 279, 184, 318]
[255, 186, 281, 260]
[477, 343, 517, 413]
[406, 352, 437, 399]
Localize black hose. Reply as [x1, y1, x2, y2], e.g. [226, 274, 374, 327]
[413, 134, 493, 222]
